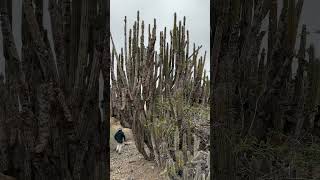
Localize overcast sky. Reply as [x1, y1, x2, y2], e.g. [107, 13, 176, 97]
[111, 0, 210, 72]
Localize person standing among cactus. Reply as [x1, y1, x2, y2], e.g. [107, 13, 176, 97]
[114, 128, 126, 154]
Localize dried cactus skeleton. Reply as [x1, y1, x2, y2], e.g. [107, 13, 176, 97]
[0, 0, 109, 179]
[212, 0, 320, 179]
[111, 12, 210, 179]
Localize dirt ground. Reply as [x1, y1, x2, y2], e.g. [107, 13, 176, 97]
[110, 141, 164, 180]
[110, 118, 164, 180]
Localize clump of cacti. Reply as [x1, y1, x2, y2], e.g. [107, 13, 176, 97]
[111, 11, 210, 179]
[212, 0, 320, 179]
[0, 0, 109, 179]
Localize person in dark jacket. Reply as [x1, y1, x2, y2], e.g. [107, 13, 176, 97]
[114, 128, 126, 154]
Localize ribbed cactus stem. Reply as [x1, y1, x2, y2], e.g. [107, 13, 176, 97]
[124, 16, 127, 62]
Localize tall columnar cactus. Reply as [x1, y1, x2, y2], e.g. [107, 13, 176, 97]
[111, 12, 210, 178]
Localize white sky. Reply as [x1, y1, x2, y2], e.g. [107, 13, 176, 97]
[111, 0, 210, 73]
